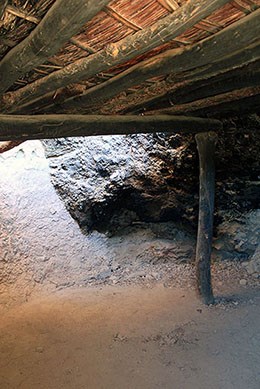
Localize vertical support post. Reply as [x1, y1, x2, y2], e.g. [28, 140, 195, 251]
[195, 131, 217, 305]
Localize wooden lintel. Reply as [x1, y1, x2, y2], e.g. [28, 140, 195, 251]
[0, 0, 110, 95]
[0, 114, 222, 141]
[0, 0, 232, 110]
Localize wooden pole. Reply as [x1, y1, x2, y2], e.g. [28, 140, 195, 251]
[121, 47, 260, 114]
[155, 86, 260, 117]
[0, 1, 7, 19]
[58, 10, 260, 113]
[0, 0, 110, 94]
[195, 132, 218, 305]
[0, 114, 222, 141]
[0, 0, 233, 110]
[0, 141, 23, 153]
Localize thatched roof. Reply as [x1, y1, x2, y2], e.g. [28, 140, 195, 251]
[0, 0, 259, 144]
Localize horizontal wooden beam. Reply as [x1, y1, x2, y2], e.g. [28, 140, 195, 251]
[60, 9, 260, 113]
[0, 140, 23, 154]
[204, 94, 260, 117]
[1, 0, 232, 110]
[0, 0, 110, 95]
[161, 65, 260, 106]
[121, 45, 260, 114]
[155, 86, 260, 116]
[13, 42, 260, 116]
[0, 114, 222, 141]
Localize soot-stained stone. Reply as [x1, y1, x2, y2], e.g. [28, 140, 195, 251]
[43, 115, 260, 234]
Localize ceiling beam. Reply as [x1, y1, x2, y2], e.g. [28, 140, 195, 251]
[154, 86, 260, 116]
[0, 114, 222, 141]
[60, 9, 260, 113]
[13, 39, 260, 116]
[0, 1, 8, 19]
[120, 53, 260, 114]
[1, 0, 233, 111]
[0, 0, 110, 95]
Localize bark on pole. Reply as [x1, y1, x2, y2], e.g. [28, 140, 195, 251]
[0, 141, 23, 153]
[0, 114, 222, 141]
[195, 131, 218, 305]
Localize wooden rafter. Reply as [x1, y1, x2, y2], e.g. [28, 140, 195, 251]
[15, 36, 260, 116]
[155, 86, 260, 116]
[69, 38, 96, 54]
[0, 140, 23, 153]
[0, 0, 233, 111]
[0, 114, 222, 141]
[57, 10, 260, 113]
[105, 5, 142, 31]
[0, 0, 7, 19]
[0, 0, 111, 95]
[4, 5, 39, 24]
[120, 47, 260, 114]
[157, 0, 181, 12]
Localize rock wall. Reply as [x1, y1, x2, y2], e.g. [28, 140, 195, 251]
[0, 137, 259, 297]
[43, 133, 197, 233]
[42, 115, 260, 274]
[43, 115, 260, 236]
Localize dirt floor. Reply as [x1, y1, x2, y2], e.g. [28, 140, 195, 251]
[0, 285, 259, 389]
[0, 141, 259, 388]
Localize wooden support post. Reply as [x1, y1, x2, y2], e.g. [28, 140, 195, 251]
[195, 132, 217, 305]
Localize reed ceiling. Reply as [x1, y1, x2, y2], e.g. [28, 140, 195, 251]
[0, 0, 259, 121]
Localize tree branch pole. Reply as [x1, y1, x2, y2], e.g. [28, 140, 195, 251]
[0, 1, 8, 19]
[0, 0, 110, 94]
[1, 0, 233, 110]
[0, 140, 23, 153]
[195, 132, 218, 305]
[0, 114, 222, 141]
[58, 10, 260, 113]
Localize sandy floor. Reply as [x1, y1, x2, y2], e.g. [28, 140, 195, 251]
[0, 285, 259, 389]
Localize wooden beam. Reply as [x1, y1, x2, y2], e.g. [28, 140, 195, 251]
[5, 5, 39, 24]
[0, 114, 222, 141]
[165, 66, 260, 106]
[0, 0, 233, 110]
[0, 0, 110, 94]
[18, 42, 260, 115]
[155, 86, 260, 116]
[0, 1, 8, 19]
[63, 10, 260, 113]
[0, 141, 23, 154]
[194, 93, 260, 117]
[195, 132, 217, 305]
[59, 10, 260, 113]
[121, 44, 260, 114]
